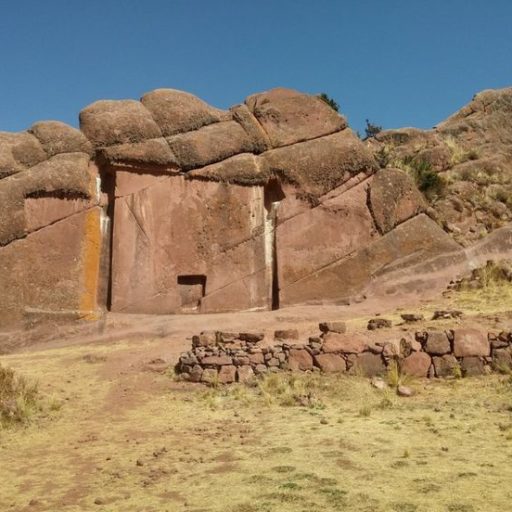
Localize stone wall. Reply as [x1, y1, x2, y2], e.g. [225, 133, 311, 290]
[175, 324, 512, 384]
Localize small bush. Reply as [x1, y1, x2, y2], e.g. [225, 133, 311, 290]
[318, 93, 339, 112]
[410, 160, 446, 199]
[0, 364, 39, 427]
[386, 360, 414, 388]
[375, 146, 390, 168]
[466, 149, 479, 161]
[364, 119, 382, 139]
[258, 373, 324, 408]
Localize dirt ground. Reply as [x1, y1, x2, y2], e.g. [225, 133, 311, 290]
[1, 287, 512, 511]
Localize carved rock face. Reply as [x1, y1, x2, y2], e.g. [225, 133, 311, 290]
[2, 86, 512, 330]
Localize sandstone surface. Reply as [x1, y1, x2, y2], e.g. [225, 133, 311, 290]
[2, 85, 512, 330]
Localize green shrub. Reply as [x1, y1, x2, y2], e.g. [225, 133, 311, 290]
[364, 119, 382, 139]
[375, 146, 390, 168]
[317, 93, 339, 112]
[409, 159, 446, 199]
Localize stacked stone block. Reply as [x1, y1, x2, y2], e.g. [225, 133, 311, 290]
[176, 324, 512, 383]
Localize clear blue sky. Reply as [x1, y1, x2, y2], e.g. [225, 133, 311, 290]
[1, 0, 511, 135]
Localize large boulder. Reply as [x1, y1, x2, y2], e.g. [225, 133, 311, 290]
[0, 207, 103, 328]
[369, 87, 512, 246]
[432, 355, 459, 377]
[79, 99, 162, 147]
[0, 132, 47, 178]
[493, 347, 512, 371]
[369, 168, 426, 234]
[350, 352, 386, 377]
[98, 138, 179, 168]
[460, 357, 485, 376]
[0, 153, 94, 245]
[262, 129, 377, 197]
[280, 213, 466, 307]
[453, 329, 490, 357]
[187, 153, 269, 185]
[230, 104, 271, 154]
[313, 353, 346, 373]
[166, 121, 260, 171]
[245, 88, 346, 147]
[29, 121, 92, 157]
[400, 352, 431, 377]
[322, 333, 368, 354]
[288, 348, 314, 371]
[141, 88, 230, 136]
[424, 331, 451, 355]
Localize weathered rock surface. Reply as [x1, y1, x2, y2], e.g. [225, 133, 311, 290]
[0, 132, 47, 178]
[166, 120, 259, 171]
[424, 331, 451, 355]
[0, 207, 103, 327]
[368, 87, 512, 246]
[2, 85, 512, 330]
[400, 352, 432, 377]
[79, 100, 162, 147]
[29, 121, 93, 157]
[0, 153, 94, 246]
[98, 138, 179, 168]
[110, 176, 268, 314]
[369, 168, 426, 234]
[322, 333, 367, 354]
[141, 88, 230, 136]
[453, 329, 490, 357]
[350, 352, 386, 376]
[313, 353, 347, 373]
[245, 87, 347, 147]
[187, 153, 268, 185]
[280, 213, 465, 306]
[262, 129, 377, 196]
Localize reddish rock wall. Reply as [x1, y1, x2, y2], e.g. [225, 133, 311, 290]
[2, 86, 512, 331]
[110, 172, 269, 313]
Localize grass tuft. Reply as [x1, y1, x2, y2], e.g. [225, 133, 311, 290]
[0, 364, 39, 427]
[386, 360, 414, 389]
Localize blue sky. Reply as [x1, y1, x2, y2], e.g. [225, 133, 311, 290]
[0, 0, 511, 135]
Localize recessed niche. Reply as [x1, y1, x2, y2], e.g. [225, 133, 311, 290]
[177, 275, 207, 311]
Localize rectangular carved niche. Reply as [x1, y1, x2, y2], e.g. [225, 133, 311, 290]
[177, 275, 206, 311]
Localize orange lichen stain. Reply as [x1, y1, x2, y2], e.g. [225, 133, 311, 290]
[79, 207, 102, 320]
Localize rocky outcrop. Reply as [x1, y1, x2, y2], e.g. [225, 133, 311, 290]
[2, 85, 512, 330]
[367, 87, 512, 246]
[29, 121, 93, 157]
[141, 88, 230, 136]
[0, 132, 47, 179]
[0, 115, 103, 329]
[368, 168, 426, 234]
[245, 87, 347, 147]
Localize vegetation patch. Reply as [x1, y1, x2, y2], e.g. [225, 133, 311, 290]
[0, 363, 39, 428]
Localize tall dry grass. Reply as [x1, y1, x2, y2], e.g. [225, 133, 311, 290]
[0, 364, 39, 427]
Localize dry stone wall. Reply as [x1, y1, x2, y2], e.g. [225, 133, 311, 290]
[176, 324, 512, 384]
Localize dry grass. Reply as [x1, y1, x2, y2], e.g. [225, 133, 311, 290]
[0, 339, 511, 511]
[449, 266, 512, 314]
[0, 364, 39, 428]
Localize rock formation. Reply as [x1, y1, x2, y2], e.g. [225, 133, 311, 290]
[1, 86, 512, 330]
